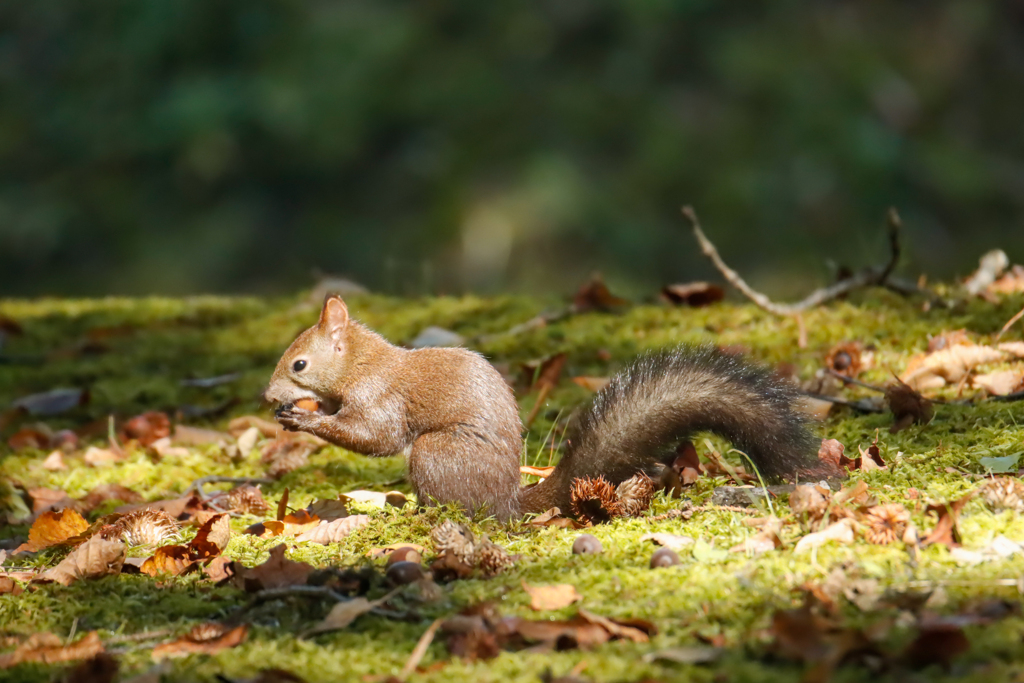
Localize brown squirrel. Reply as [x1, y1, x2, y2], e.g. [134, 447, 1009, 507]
[264, 295, 820, 521]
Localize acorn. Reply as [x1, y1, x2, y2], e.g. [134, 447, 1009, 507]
[386, 546, 423, 566]
[294, 398, 320, 412]
[649, 547, 681, 568]
[386, 561, 425, 586]
[572, 534, 603, 555]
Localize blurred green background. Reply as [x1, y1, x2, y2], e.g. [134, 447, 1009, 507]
[1, 1, 1022, 298]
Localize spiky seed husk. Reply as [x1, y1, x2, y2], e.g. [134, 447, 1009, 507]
[979, 477, 1024, 513]
[473, 538, 514, 577]
[112, 509, 179, 547]
[862, 503, 910, 545]
[825, 342, 864, 378]
[570, 476, 625, 525]
[223, 484, 271, 515]
[616, 473, 655, 516]
[432, 520, 476, 563]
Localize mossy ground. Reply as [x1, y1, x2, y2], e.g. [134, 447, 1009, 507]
[2, 290, 1024, 683]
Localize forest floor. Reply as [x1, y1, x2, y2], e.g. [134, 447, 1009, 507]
[2, 287, 1024, 683]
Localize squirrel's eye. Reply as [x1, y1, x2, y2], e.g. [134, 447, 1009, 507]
[292, 360, 307, 372]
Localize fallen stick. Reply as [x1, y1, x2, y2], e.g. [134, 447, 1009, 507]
[682, 206, 904, 316]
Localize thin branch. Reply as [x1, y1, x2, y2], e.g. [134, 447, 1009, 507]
[996, 304, 1024, 342]
[682, 206, 905, 316]
[399, 618, 443, 680]
[185, 475, 274, 499]
[801, 391, 885, 414]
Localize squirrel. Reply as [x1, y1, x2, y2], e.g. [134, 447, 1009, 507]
[264, 295, 823, 522]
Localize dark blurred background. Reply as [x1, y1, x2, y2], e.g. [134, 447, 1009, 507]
[2, 1, 1023, 298]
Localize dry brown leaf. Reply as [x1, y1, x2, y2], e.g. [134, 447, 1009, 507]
[294, 515, 371, 544]
[231, 544, 313, 591]
[641, 533, 695, 550]
[901, 343, 1007, 391]
[886, 380, 934, 433]
[572, 274, 629, 313]
[140, 546, 196, 577]
[190, 513, 231, 556]
[525, 507, 585, 529]
[520, 465, 556, 479]
[304, 598, 379, 636]
[172, 425, 231, 446]
[523, 582, 582, 611]
[921, 493, 974, 549]
[794, 519, 855, 553]
[729, 518, 782, 554]
[42, 450, 67, 471]
[119, 412, 171, 446]
[79, 483, 143, 512]
[998, 341, 1024, 358]
[152, 624, 248, 660]
[0, 631, 104, 669]
[304, 498, 350, 521]
[17, 508, 90, 553]
[989, 263, 1024, 294]
[571, 376, 611, 392]
[660, 281, 725, 308]
[37, 536, 126, 585]
[816, 439, 847, 472]
[228, 415, 285, 439]
[972, 369, 1024, 396]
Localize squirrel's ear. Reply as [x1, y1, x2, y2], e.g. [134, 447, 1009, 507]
[318, 295, 349, 345]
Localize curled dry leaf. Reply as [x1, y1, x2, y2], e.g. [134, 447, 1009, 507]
[41, 450, 67, 471]
[901, 342, 1007, 391]
[37, 536, 126, 586]
[230, 544, 313, 591]
[972, 369, 1024, 396]
[119, 411, 171, 446]
[0, 631, 104, 669]
[79, 483, 144, 512]
[886, 380, 934, 433]
[789, 484, 829, 517]
[152, 624, 248, 660]
[794, 519, 856, 553]
[190, 513, 231, 556]
[221, 484, 272, 515]
[141, 546, 197, 578]
[16, 508, 90, 553]
[921, 493, 974, 549]
[729, 518, 782, 554]
[525, 507, 585, 529]
[304, 598, 379, 637]
[295, 514, 371, 544]
[572, 274, 629, 313]
[571, 376, 611, 392]
[660, 281, 725, 308]
[303, 498, 349, 522]
[817, 438, 847, 472]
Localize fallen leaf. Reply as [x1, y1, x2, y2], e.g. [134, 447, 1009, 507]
[172, 425, 231, 446]
[83, 446, 122, 467]
[520, 465, 556, 478]
[572, 274, 629, 313]
[523, 582, 582, 611]
[190, 513, 231, 556]
[901, 342, 1007, 391]
[964, 249, 1009, 295]
[119, 412, 171, 446]
[220, 485, 272, 515]
[641, 533, 695, 550]
[304, 590, 397, 636]
[886, 380, 934, 432]
[37, 536, 126, 585]
[231, 544, 313, 591]
[571, 377, 611, 392]
[972, 369, 1024, 396]
[295, 515, 371, 544]
[152, 624, 248, 660]
[525, 507, 585, 529]
[17, 508, 90, 553]
[228, 415, 284, 439]
[0, 631, 104, 669]
[41, 450, 67, 471]
[660, 282, 725, 308]
[729, 518, 782, 554]
[7, 426, 53, 450]
[794, 519, 856, 553]
[235, 427, 262, 456]
[949, 535, 1024, 564]
[79, 484, 143, 512]
[817, 439, 847, 471]
[27, 488, 79, 517]
[921, 493, 974, 549]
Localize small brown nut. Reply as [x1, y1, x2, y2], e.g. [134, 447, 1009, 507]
[649, 547, 681, 569]
[386, 546, 423, 566]
[294, 398, 320, 412]
[386, 561, 425, 586]
[572, 534, 603, 555]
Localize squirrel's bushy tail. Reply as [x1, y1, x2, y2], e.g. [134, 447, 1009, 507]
[518, 346, 820, 515]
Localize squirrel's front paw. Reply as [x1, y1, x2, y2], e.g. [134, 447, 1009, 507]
[275, 404, 320, 432]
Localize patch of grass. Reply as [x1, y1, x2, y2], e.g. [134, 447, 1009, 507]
[2, 290, 1024, 682]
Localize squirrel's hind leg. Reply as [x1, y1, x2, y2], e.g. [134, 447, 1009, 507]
[407, 430, 521, 522]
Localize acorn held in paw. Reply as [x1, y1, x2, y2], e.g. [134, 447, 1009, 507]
[650, 547, 681, 568]
[572, 534, 603, 555]
[294, 398, 321, 412]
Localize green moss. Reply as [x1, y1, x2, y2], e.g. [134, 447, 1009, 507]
[2, 291, 1024, 682]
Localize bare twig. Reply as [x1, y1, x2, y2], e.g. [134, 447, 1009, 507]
[824, 368, 887, 394]
[996, 305, 1024, 342]
[682, 205, 905, 316]
[801, 391, 885, 414]
[399, 618, 443, 680]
